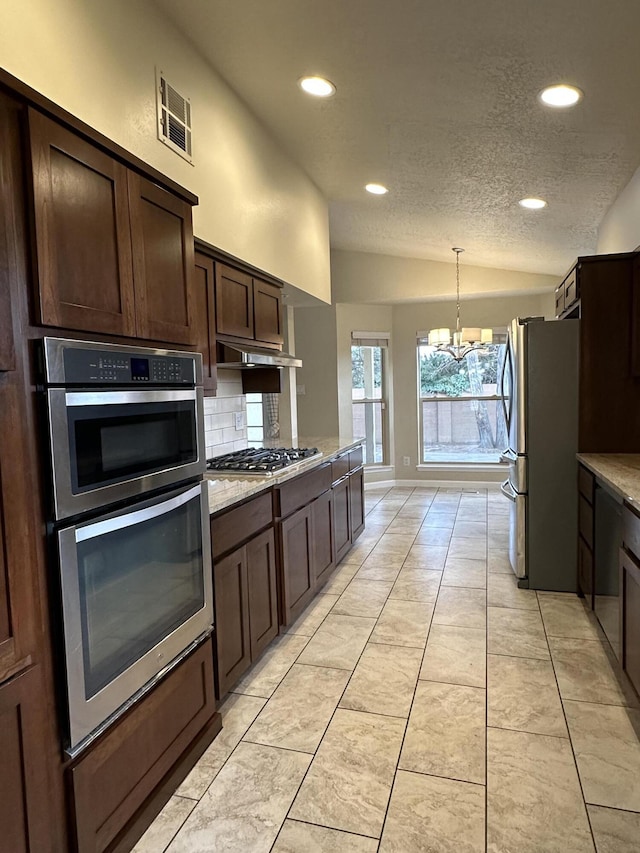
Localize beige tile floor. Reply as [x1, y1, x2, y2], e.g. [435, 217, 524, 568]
[134, 485, 640, 853]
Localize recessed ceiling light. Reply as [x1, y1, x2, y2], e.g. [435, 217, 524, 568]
[519, 197, 547, 209]
[539, 84, 583, 108]
[298, 76, 336, 98]
[365, 183, 388, 195]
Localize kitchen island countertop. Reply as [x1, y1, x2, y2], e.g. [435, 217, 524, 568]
[206, 436, 365, 515]
[577, 453, 640, 507]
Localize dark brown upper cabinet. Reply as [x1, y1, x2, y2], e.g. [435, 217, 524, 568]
[193, 252, 217, 394]
[215, 263, 254, 339]
[128, 172, 196, 345]
[28, 109, 197, 345]
[215, 263, 284, 347]
[253, 278, 283, 345]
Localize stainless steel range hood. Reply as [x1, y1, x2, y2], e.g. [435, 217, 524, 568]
[217, 342, 302, 369]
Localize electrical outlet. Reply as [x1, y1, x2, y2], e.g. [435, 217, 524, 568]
[402, 456, 410, 466]
[234, 411, 244, 430]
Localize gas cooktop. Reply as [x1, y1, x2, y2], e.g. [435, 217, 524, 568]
[206, 447, 321, 475]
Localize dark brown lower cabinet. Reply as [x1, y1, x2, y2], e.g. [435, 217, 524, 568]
[68, 638, 219, 853]
[621, 548, 640, 698]
[247, 529, 278, 660]
[213, 548, 251, 697]
[279, 505, 314, 625]
[213, 527, 277, 697]
[349, 466, 365, 543]
[0, 665, 55, 853]
[332, 477, 351, 564]
[311, 490, 334, 589]
[578, 536, 594, 604]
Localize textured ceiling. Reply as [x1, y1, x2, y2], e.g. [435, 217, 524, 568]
[155, 0, 640, 276]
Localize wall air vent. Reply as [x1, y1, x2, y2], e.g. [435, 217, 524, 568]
[156, 70, 193, 164]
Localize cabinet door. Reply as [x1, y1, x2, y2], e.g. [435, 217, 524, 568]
[27, 109, 136, 337]
[0, 383, 38, 683]
[0, 666, 56, 853]
[577, 536, 593, 604]
[632, 254, 640, 378]
[349, 467, 365, 543]
[215, 263, 254, 339]
[332, 478, 351, 564]
[193, 252, 217, 394]
[246, 528, 278, 660]
[311, 491, 334, 589]
[0, 93, 18, 373]
[621, 549, 640, 698]
[128, 172, 196, 344]
[213, 547, 251, 697]
[253, 278, 283, 345]
[280, 505, 314, 625]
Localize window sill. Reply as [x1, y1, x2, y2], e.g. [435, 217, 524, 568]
[417, 462, 505, 472]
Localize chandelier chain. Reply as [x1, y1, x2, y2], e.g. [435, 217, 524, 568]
[453, 247, 464, 338]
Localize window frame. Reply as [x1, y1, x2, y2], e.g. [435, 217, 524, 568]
[416, 334, 507, 465]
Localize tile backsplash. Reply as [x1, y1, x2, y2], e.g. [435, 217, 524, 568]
[204, 370, 248, 459]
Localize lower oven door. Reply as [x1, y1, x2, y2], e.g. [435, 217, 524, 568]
[57, 481, 213, 754]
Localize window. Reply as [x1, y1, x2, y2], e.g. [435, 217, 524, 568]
[246, 393, 264, 445]
[417, 335, 507, 463]
[246, 393, 280, 446]
[351, 333, 389, 465]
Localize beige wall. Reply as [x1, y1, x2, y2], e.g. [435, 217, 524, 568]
[298, 290, 555, 482]
[391, 292, 554, 482]
[294, 305, 339, 438]
[598, 166, 640, 255]
[0, 0, 330, 302]
[331, 249, 558, 304]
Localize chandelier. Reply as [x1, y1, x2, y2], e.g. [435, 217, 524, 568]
[427, 248, 493, 361]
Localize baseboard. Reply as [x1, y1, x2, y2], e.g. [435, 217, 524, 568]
[366, 478, 502, 490]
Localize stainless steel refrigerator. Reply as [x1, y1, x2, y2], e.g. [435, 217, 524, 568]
[499, 317, 579, 590]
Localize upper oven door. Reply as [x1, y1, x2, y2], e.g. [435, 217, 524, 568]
[48, 388, 205, 519]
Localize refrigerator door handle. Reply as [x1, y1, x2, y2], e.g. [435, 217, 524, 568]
[500, 478, 517, 503]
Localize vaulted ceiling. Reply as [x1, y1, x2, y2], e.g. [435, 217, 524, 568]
[155, 0, 640, 275]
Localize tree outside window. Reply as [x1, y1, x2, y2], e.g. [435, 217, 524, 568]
[418, 339, 507, 463]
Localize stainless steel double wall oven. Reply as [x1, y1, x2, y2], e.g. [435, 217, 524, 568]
[43, 338, 213, 755]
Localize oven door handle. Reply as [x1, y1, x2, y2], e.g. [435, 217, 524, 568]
[75, 483, 203, 543]
[65, 389, 198, 407]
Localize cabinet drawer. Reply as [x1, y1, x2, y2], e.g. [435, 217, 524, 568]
[211, 491, 273, 559]
[578, 494, 594, 549]
[554, 283, 565, 317]
[578, 465, 595, 504]
[348, 445, 363, 471]
[564, 269, 578, 308]
[69, 640, 215, 853]
[331, 453, 350, 483]
[274, 464, 332, 519]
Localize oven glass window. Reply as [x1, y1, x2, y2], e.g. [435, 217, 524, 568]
[70, 400, 197, 492]
[76, 491, 205, 699]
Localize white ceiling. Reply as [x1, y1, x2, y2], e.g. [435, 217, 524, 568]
[155, 0, 640, 276]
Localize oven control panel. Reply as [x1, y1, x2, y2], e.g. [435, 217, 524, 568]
[54, 344, 198, 386]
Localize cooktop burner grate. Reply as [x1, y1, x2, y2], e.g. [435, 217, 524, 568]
[206, 447, 321, 475]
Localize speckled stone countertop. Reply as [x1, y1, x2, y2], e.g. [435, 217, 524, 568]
[577, 454, 640, 506]
[206, 436, 364, 515]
